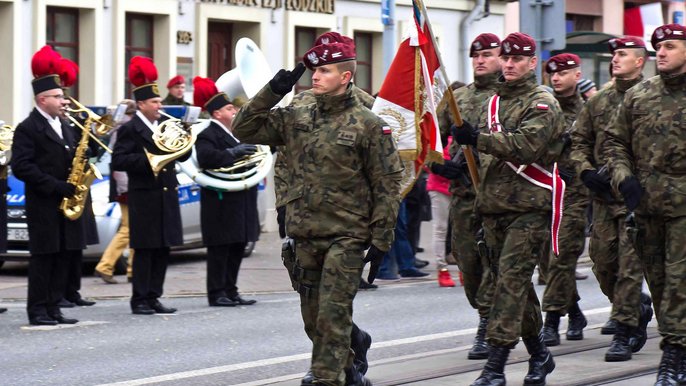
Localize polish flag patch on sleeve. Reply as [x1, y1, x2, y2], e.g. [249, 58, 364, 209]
[536, 103, 549, 110]
[382, 126, 392, 135]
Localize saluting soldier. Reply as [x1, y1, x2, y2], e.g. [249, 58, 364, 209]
[435, 32, 501, 360]
[570, 36, 652, 362]
[192, 76, 259, 307]
[603, 24, 686, 385]
[112, 57, 190, 315]
[539, 53, 589, 347]
[453, 33, 565, 386]
[11, 46, 87, 325]
[233, 36, 403, 386]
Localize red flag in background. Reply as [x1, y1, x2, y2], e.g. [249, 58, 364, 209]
[372, 0, 444, 195]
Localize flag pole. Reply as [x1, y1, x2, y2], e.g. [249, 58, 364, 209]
[416, 0, 480, 188]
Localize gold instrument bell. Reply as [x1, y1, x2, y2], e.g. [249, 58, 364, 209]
[145, 110, 197, 178]
[0, 123, 15, 166]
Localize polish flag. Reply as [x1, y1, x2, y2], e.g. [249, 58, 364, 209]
[624, 2, 664, 51]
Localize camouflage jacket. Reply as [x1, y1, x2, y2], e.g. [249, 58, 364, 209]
[233, 83, 404, 250]
[474, 71, 565, 215]
[570, 76, 643, 203]
[437, 72, 500, 198]
[273, 85, 375, 207]
[554, 92, 588, 203]
[161, 94, 190, 106]
[605, 72, 686, 217]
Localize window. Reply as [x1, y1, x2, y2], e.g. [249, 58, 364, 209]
[47, 6, 79, 98]
[125, 13, 154, 98]
[354, 32, 373, 94]
[295, 27, 316, 94]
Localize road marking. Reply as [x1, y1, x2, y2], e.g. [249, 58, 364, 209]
[97, 306, 613, 386]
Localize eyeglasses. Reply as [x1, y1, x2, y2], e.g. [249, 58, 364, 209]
[44, 94, 66, 100]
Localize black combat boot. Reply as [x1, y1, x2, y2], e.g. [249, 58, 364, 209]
[470, 346, 510, 386]
[654, 344, 682, 386]
[566, 302, 587, 341]
[677, 348, 686, 385]
[523, 334, 556, 386]
[345, 364, 372, 386]
[605, 322, 633, 362]
[629, 293, 653, 353]
[469, 317, 491, 359]
[300, 370, 315, 385]
[351, 325, 372, 374]
[601, 318, 617, 335]
[542, 312, 560, 347]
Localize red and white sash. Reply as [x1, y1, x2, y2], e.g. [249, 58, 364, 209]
[488, 95, 565, 255]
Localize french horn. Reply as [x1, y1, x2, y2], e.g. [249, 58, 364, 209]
[145, 110, 197, 177]
[179, 37, 276, 191]
[0, 122, 14, 166]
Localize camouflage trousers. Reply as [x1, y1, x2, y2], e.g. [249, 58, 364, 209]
[449, 194, 492, 318]
[483, 211, 548, 347]
[295, 237, 365, 386]
[634, 213, 686, 348]
[589, 201, 643, 327]
[541, 194, 587, 314]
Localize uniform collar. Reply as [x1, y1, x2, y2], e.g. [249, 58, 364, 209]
[136, 110, 158, 132]
[315, 83, 355, 114]
[473, 72, 501, 90]
[497, 71, 539, 98]
[555, 92, 584, 111]
[615, 75, 643, 93]
[36, 106, 60, 123]
[660, 71, 686, 89]
[211, 119, 240, 143]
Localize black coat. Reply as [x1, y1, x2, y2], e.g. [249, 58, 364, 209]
[0, 171, 7, 253]
[196, 122, 259, 246]
[10, 109, 87, 254]
[111, 114, 190, 249]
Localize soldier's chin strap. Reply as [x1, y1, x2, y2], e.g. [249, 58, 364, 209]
[488, 95, 566, 255]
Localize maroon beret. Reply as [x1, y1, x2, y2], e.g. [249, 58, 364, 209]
[545, 53, 581, 74]
[166, 75, 185, 89]
[314, 31, 353, 46]
[500, 32, 536, 57]
[470, 33, 501, 57]
[608, 36, 645, 52]
[651, 24, 686, 50]
[303, 41, 356, 70]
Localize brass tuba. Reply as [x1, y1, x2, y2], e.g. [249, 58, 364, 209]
[179, 38, 275, 191]
[145, 110, 197, 177]
[0, 122, 15, 166]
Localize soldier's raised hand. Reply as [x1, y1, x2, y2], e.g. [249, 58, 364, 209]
[269, 63, 306, 96]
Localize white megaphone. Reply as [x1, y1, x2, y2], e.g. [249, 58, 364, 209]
[215, 38, 294, 107]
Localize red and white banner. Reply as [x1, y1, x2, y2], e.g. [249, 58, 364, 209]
[624, 2, 664, 50]
[488, 95, 565, 255]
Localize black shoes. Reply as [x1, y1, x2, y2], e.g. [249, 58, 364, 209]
[229, 295, 257, 305]
[58, 298, 75, 308]
[209, 297, 238, 307]
[149, 300, 177, 314]
[414, 258, 429, 269]
[601, 318, 617, 335]
[63, 297, 96, 307]
[29, 315, 58, 326]
[358, 279, 378, 290]
[542, 312, 561, 347]
[523, 334, 556, 386]
[655, 344, 682, 386]
[131, 304, 155, 315]
[605, 322, 632, 362]
[468, 317, 490, 360]
[73, 298, 96, 306]
[352, 328, 372, 375]
[566, 303, 587, 341]
[629, 294, 653, 353]
[344, 364, 372, 386]
[49, 313, 78, 324]
[0, 308, 6, 314]
[471, 346, 510, 386]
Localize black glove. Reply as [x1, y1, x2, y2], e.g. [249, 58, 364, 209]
[363, 245, 386, 284]
[619, 176, 643, 212]
[451, 121, 479, 147]
[558, 168, 574, 184]
[580, 169, 611, 195]
[228, 144, 258, 159]
[269, 63, 306, 96]
[430, 160, 465, 180]
[55, 182, 76, 198]
[561, 132, 572, 151]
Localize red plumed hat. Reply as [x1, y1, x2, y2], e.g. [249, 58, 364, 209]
[193, 76, 231, 114]
[58, 58, 79, 88]
[31, 45, 63, 95]
[129, 56, 160, 101]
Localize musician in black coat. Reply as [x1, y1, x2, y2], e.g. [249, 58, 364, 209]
[193, 79, 259, 307]
[111, 65, 190, 315]
[10, 73, 85, 325]
[0, 143, 7, 314]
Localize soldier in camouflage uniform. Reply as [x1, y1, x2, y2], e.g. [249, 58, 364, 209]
[435, 33, 501, 360]
[233, 37, 403, 386]
[603, 24, 686, 385]
[539, 53, 589, 347]
[453, 32, 564, 386]
[570, 36, 653, 362]
[271, 31, 378, 384]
